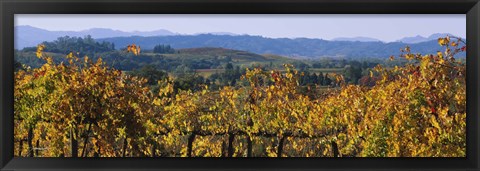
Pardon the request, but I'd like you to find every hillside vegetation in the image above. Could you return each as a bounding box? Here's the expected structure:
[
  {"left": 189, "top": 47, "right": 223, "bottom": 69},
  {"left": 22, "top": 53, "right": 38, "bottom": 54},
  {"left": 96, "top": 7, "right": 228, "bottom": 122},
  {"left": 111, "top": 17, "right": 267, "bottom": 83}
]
[{"left": 17, "top": 39, "right": 300, "bottom": 71}]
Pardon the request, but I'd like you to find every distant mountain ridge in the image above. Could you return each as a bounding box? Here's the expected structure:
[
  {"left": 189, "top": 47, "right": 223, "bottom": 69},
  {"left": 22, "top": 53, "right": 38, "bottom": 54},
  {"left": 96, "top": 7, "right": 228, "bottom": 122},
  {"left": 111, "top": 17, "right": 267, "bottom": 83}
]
[
  {"left": 15, "top": 25, "right": 464, "bottom": 48},
  {"left": 98, "top": 34, "right": 465, "bottom": 59},
  {"left": 193, "top": 32, "right": 239, "bottom": 36},
  {"left": 15, "top": 25, "right": 176, "bottom": 48},
  {"left": 396, "top": 33, "right": 456, "bottom": 44},
  {"left": 15, "top": 26, "right": 466, "bottom": 59},
  {"left": 331, "top": 36, "right": 383, "bottom": 42}
]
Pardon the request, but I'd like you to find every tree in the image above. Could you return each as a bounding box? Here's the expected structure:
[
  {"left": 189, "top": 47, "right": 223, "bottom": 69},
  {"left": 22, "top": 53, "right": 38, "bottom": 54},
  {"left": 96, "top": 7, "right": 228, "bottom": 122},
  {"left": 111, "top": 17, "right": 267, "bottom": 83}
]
[
  {"left": 129, "top": 65, "right": 168, "bottom": 86},
  {"left": 317, "top": 72, "right": 324, "bottom": 85},
  {"left": 323, "top": 73, "right": 332, "bottom": 86},
  {"left": 14, "top": 60, "right": 23, "bottom": 71},
  {"left": 153, "top": 44, "right": 175, "bottom": 54}
]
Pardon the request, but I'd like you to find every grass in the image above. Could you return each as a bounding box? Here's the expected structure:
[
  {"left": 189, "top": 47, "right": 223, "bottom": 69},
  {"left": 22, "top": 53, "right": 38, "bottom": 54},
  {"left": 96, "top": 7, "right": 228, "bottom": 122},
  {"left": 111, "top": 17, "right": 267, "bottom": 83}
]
[
  {"left": 195, "top": 69, "right": 224, "bottom": 78},
  {"left": 309, "top": 68, "right": 345, "bottom": 74}
]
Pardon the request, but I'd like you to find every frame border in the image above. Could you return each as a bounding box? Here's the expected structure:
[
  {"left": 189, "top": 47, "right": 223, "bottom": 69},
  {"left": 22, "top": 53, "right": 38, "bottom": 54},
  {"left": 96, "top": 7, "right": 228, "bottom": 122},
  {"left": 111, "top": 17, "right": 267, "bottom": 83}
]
[{"left": 1, "top": 0, "right": 479, "bottom": 170}]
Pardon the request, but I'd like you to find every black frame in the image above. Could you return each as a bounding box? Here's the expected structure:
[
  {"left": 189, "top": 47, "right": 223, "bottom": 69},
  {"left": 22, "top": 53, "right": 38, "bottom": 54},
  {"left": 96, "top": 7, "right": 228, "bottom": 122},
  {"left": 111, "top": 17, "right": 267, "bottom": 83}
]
[{"left": 1, "top": 0, "right": 479, "bottom": 170}]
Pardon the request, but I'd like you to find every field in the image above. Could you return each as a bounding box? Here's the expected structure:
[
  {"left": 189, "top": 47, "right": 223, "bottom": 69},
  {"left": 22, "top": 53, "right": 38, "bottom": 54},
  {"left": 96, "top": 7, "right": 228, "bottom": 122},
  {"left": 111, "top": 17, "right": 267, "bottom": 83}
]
[
  {"left": 195, "top": 69, "right": 224, "bottom": 77},
  {"left": 309, "top": 68, "right": 345, "bottom": 74},
  {"left": 195, "top": 68, "right": 344, "bottom": 78}
]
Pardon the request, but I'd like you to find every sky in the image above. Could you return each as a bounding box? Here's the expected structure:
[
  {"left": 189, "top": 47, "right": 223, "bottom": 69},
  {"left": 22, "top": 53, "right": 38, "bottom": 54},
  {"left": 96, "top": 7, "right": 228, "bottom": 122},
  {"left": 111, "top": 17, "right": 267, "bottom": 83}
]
[{"left": 15, "top": 14, "right": 466, "bottom": 42}]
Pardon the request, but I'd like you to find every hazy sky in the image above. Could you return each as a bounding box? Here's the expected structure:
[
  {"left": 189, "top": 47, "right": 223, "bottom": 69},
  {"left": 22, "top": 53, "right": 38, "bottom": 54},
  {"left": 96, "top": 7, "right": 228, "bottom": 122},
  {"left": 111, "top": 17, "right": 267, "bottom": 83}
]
[{"left": 15, "top": 14, "right": 466, "bottom": 42}]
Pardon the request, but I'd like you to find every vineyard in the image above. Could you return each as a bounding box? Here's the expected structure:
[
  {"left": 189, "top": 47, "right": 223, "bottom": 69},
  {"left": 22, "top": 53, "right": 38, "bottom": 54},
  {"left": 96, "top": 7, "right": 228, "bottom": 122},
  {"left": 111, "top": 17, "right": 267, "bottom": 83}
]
[{"left": 14, "top": 37, "right": 466, "bottom": 157}]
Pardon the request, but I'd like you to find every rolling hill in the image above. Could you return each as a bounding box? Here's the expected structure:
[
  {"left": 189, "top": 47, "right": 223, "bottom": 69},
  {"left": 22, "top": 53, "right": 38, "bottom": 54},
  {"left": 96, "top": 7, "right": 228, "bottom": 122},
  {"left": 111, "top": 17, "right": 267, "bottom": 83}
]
[{"left": 15, "top": 46, "right": 301, "bottom": 71}]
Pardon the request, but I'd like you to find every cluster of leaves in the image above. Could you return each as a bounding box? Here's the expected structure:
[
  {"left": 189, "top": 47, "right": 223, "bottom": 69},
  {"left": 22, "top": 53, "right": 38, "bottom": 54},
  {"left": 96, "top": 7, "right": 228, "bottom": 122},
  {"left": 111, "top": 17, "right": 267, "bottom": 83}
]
[
  {"left": 126, "top": 44, "right": 141, "bottom": 56},
  {"left": 14, "top": 37, "right": 465, "bottom": 157},
  {"left": 15, "top": 48, "right": 154, "bottom": 157},
  {"left": 327, "top": 36, "right": 466, "bottom": 157}
]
